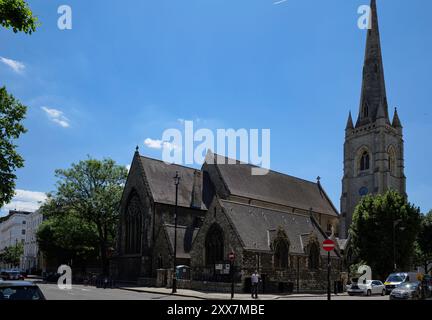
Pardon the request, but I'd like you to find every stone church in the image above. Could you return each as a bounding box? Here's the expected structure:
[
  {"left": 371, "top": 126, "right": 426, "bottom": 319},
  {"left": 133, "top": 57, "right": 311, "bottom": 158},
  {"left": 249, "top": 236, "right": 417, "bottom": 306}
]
[
  {"left": 340, "top": 0, "right": 406, "bottom": 238},
  {"left": 111, "top": 150, "right": 342, "bottom": 292},
  {"left": 110, "top": 0, "right": 405, "bottom": 292}
]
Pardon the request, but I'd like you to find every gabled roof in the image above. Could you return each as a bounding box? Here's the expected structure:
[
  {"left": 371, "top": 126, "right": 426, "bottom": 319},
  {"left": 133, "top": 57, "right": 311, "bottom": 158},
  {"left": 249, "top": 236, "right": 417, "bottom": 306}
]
[
  {"left": 220, "top": 200, "right": 339, "bottom": 257},
  {"left": 205, "top": 152, "right": 339, "bottom": 217},
  {"left": 139, "top": 155, "right": 206, "bottom": 210},
  {"left": 164, "top": 224, "right": 200, "bottom": 259}
]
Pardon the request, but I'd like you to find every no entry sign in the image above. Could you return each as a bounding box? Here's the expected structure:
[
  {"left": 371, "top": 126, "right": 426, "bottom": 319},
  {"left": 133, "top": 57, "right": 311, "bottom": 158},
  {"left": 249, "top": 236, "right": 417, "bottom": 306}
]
[{"left": 322, "top": 239, "right": 335, "bottom": 252}]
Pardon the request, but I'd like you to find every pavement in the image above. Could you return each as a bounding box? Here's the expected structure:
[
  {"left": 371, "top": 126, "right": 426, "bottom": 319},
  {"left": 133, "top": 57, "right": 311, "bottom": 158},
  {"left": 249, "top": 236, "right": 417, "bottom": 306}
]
[
  {"left": 37, "top": 282, "right": 198, "bottom": 300},
  {"left": 117, "top": 286, "right": 390, "bottom": 300}
]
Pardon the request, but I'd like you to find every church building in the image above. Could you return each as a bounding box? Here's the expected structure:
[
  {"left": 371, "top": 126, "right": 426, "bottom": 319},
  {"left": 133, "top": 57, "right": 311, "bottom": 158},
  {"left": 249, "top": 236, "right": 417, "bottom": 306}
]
[
  {"left": 111, "top": 150, "right": 342, "bottom": 292},
  {"left": 340, "top": 0, "right": 406, "bottom": 238}
]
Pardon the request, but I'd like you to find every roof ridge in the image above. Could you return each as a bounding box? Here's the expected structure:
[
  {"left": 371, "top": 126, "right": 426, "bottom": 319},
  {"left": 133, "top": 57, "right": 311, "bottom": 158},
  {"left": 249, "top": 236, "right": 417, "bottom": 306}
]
[
  {"left": 219, "top": 199, "right": 313, "bottom": 219},
  {"left": 209, "top": 151, "right": 319, "bottom": 186},
  {"left": 139, "top": 154, "right": 200, "bottom": 171}
]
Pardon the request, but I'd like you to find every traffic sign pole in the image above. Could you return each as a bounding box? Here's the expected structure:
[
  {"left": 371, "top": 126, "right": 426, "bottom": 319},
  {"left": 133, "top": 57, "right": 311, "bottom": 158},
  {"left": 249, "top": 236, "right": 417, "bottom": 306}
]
[
  {"left": 327, "top": 251, "right": 331, "bottom": 301},
  {"left": 229, "top": 252, "right": 235, "bottom": 299},
  {"left": 322, "top": 239, "right": 335, "bottom": 301}
]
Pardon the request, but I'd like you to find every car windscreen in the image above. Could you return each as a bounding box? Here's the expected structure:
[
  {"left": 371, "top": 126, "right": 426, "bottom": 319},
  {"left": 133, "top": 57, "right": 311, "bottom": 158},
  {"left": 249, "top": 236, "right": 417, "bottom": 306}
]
[
  {"left": 0, "top": 286, "right": 43, "bottom": 300},
  {"left": 398, "top": 283, "right": 418, "bottom": 290},
  {"left": 386, "top": 275, "right": 404, "bottom": 282}
]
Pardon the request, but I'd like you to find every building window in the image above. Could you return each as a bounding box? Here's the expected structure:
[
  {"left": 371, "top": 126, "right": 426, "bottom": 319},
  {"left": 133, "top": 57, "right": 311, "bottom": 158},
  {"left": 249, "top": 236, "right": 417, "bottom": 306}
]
[
  {"left": 124, "top": 193, "right": 143, "bottom": 254},
  {"left": 205, "top": 224, "right": 224, "bottom": 265},
  {"left": 388, "top": 147, "right": 396, "bottom": 176},
  {"left": 22, "top": 229, "right": 26, "bottom": 235},
  {"left": 308, "top": 243, "right": 320, "bottom": 270},
  {"left": 22, "top": 220, "right": 26, "bottom": 224},
  {"left": 274, "top": 240, "right": 289, "bottom": 269},
  {"left": 360, "top": 151, "right": 370, "bottom": 171}
]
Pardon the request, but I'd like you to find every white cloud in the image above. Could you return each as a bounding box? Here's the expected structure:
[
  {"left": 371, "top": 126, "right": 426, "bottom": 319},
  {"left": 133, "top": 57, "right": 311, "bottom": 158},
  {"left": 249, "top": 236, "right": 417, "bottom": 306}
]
[
  {"left": 0, "top": 189, "right": 47, "bottom": 216},
  {"left": 0, "top": 56, "right": 25, "bottom": 73},
  {"left": 41, "top": 106, "right": 70, "bottom": 128},
  {"left": 144, "top": 138, "right": 179, "bottom": 151}
]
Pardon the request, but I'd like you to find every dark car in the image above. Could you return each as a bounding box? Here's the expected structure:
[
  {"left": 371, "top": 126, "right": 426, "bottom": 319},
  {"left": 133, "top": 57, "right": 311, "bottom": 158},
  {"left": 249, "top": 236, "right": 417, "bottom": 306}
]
[
  {"left": 0, "top": 281, "right": 46, "bottom": 300},
  {"left": 390, "top": 281, "right": 422, "bottom": 300},
  {"left": 0, "top": 271, "right": 24, "bottom": 281}
]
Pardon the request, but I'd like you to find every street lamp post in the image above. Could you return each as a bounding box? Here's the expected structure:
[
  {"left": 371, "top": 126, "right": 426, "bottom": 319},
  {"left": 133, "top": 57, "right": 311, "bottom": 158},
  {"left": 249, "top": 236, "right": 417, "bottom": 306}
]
[{"left": 172, "top": 172, "right": 180, "bottom": 294}]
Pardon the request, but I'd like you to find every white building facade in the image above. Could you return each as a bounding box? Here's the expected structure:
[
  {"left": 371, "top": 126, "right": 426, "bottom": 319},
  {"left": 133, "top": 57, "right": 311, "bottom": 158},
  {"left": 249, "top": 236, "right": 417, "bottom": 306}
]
[
  {"left": 22, "top": 210, "right": 44, "bottom": 272},
  {"left": 0, "top": 210, "right": 31, "bottom": 269}
]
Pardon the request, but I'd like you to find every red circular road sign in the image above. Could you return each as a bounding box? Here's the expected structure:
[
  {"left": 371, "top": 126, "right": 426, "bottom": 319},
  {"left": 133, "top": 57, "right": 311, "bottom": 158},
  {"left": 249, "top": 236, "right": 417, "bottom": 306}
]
[
  {"left": 228, "top": 252, "right": 235, "bottom": 261},
  {"left": 322, "top": 239, "right": 335, "bottom": 252}
]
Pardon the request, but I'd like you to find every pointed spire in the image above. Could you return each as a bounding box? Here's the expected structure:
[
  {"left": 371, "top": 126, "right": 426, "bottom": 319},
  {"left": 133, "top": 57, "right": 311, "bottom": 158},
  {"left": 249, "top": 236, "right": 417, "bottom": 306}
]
[
  {"left": 135, "top": 145, "right": 139, "bottom": 153},
  {"left": 356, "top": 0, "right": 390, "bottom": 127},
  {"left": 392, "top": 107, "right": 402, "bottom": 128},
  {"left": 346, "top": 111, "right": 354, "bottom": 130}
]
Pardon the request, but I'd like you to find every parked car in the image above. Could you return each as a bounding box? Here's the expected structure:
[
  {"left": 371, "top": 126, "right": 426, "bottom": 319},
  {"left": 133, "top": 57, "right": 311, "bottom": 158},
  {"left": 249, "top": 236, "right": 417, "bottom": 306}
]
[
  {"left": 384, "top": 272, "right": 418, "bottom": 294},
  {"left": 347, "top": 280, "right": 386, "bottom": 296},
  {"left": 0, "top": 271, "right": 24, "bottom": 281},
  {"left": 0, "top": 281, "right": 46, "bottom": 300},
  {"left": 390, "top": 281, "right": 422, "bottom": 300}
]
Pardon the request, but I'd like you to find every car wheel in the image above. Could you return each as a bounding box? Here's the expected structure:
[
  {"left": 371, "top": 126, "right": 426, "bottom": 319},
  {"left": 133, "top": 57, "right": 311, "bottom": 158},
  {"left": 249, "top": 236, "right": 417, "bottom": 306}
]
[
  {"left": 381, "top": 289, "right": 385, "bottom": 296},
  {"left": 366, "top": 290, "right": 371, "bottom": 296}
]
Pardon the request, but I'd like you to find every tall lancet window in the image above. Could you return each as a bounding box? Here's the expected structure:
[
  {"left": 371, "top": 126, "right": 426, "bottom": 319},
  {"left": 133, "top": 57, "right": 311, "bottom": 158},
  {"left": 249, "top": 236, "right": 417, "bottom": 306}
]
[
  {"left": 360, "top": 151, "right": 370, "bottom": 171},
  {"left": 124, "top": 193, "right": 143, "bottom": 254},
  {"left": 388, "top": 147, "right": 396, "bottom": 176}
]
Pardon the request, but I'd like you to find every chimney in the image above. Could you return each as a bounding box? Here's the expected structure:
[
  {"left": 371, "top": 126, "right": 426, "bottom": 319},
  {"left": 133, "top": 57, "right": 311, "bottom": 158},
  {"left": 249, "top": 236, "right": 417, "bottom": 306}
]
[{"left": 191, "top": 170, "right": 202, "bottom": 209}]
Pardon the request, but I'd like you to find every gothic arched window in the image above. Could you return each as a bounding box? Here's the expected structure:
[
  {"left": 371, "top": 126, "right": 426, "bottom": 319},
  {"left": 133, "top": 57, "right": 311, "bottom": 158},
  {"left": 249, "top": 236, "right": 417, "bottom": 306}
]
[
  {"left": 205, "top": 224, "right": 224, "bottom": 265},
  {"left": 360, "top": 151, "right": 370, "bottom": 171},
  {"left": 388, "top": 147, "right": 396, "bottom": 176},
  {"left": 308, "top": 243, "right": 320, "bottom": 270},
  {"left": 274, "top": 240, "right": 289, "bottom": 269},
  {"left": 124, "top": 193, "right": 142, "bottom": 254}
]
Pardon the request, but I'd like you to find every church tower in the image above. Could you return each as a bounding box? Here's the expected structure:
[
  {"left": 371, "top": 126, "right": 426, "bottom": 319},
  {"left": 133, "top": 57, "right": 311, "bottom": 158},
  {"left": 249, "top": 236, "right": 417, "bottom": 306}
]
[{"left": 340, "top": 0, "right": 406, "bottom": 238}]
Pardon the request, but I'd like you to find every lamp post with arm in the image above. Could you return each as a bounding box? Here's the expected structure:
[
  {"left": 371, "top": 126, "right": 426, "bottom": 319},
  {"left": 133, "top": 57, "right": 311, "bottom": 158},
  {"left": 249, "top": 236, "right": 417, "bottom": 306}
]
[{"left": 172, "top": 171, "right": 180, "bottom": 294}]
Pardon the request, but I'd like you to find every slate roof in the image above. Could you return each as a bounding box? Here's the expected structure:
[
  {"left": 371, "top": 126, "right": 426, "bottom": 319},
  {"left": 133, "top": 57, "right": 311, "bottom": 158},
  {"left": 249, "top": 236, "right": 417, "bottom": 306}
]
[
  {"left": 220, "top": 200, "right": 338, "bottom": 257},
  {"left": 206, "top": 152, "right": 339, "bottom": 217},
  {"left": 164, "top": 224, "right": 200, "bottom": 259},
  {"left": 139, "top": 155, "right": 206, "bottom": 210}
]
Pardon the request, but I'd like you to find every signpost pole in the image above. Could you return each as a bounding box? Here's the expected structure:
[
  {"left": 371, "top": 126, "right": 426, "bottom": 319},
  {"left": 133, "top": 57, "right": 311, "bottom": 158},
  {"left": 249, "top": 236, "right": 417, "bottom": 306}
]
[
  {"left": 327, "top": 251, "right": 331, "bottom": 301},
  {"left": 322, "top": 239, "right": 335, "bottom": 301},
  {"left": 229, "top": 252, "right": 235, "bottom": 299}
]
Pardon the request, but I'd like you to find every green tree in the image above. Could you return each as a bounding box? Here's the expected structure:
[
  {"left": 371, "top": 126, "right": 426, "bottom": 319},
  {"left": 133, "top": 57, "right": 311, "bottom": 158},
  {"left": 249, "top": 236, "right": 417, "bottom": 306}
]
[
  {"left": 0, "top": 0, "right": 38, "bottom": 33},
  {"left": 36, "top": 208, "right": 99, "bottom": 269},
  {"left": 0, "top": 87, "right": 27, "bottom": 208},
  {"left": 0, "top": 242, "right": 24, "bottom": 267},
  {"left": 415, "top": 210, "right": 432, "bottom": 274},
  {"left": 349, "top": 190, "right": 421, "bottom": 280},
  {"left": 41, "top": 157, "right": 127, "bottom": 275}
]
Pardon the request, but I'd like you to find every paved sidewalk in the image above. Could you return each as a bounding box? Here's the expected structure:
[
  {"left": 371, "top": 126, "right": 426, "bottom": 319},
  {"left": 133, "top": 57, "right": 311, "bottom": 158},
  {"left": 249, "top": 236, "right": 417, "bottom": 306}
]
[{"left": 118, "top": 286, "right": 345, "bottom": 300}]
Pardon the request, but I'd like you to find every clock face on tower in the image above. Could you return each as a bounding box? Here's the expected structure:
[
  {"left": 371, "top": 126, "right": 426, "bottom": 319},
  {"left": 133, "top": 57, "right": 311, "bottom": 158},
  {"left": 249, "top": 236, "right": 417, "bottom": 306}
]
[{"left": 359, "top": 187, "right": 369, "bottom": 196}]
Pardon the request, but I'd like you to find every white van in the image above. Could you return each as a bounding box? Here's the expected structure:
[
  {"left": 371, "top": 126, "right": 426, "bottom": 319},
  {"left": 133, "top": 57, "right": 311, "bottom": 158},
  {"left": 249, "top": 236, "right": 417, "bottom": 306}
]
[{"left": 384, "top": 272, "right": 419, "bottom": 294}]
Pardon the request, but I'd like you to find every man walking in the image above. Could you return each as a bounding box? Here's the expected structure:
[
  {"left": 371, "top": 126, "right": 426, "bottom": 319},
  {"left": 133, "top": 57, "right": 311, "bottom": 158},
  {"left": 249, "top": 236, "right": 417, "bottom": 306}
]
[{"left": 251, "top": 270, "right": 260, "bottom": 299}]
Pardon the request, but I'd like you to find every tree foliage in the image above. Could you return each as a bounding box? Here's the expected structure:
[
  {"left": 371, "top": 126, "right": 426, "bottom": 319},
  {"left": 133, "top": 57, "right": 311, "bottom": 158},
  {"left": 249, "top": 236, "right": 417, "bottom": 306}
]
[
  {"left": 349, "top": 190, "right": 421, "bottom": 280},
  {"left": 0, "top": 242, "right": 23, "bottom": 266},
  {"left": 36, "top": 209, "right": 99, "bottom": 265},
  {"left": 39, "top": 157, "right": 127, "bottom": 274},
  {"left": 415, "top": 210, "right": 432, "bottom": 274},
  {"left": 0, "top": 87, "right": 27, "bottom": 208},
  {"left": 0, "top": 0, "right": 38, "bottom": 34}
]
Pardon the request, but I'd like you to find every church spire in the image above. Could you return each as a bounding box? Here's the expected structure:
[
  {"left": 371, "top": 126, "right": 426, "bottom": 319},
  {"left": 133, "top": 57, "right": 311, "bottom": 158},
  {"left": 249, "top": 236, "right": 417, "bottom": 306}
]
[
  {"left": 345, "top": 111, "right": 354, "bottom": 130},
  {"left": 392, "top": 107, "right": 402, "bottom": 128},
  {"left": 356, "top": 0, "right": 390, "bottom": 127}
]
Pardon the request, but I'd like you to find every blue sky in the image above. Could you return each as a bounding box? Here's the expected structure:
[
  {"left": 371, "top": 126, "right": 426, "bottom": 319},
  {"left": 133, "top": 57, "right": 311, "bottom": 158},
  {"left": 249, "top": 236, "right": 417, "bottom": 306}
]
[{"left": 1, "top": 0, "right": 431, "bottom": 215}]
